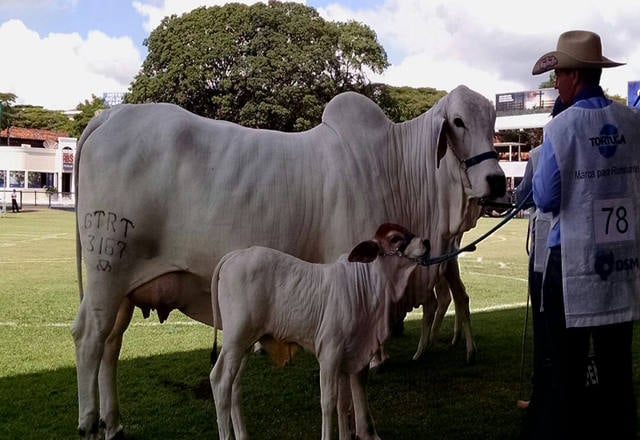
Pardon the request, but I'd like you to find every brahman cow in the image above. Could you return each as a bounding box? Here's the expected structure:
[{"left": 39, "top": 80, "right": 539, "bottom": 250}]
[
  {"left": 72, "top": 85, "right": 505, "bottom": 439},
  {"left": 210, "top": 223, "right": 430, "bottom": 440}
]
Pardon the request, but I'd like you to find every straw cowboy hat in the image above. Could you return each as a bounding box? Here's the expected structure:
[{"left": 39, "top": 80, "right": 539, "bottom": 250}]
[{"left": 532, "top": 30, "right": 624, "bottom": 75}]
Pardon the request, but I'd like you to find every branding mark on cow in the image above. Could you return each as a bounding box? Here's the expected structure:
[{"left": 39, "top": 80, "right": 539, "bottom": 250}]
[
  {"left": 83, "top": 211, "right": 135, "bottom": 271},
  {"left": 97, "top": 259, "right": 112, "bottom": 272}
]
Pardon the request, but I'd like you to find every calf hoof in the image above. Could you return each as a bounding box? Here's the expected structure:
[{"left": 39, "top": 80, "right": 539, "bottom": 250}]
[
  {"left": 465, "top": 346, "right": 477, "bottom": 365},
  {"left": 107, "top": 430, "right": 125, "bottom": 440}
]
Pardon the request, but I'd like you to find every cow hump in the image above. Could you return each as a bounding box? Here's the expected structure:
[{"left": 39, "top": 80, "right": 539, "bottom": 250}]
[{"left": 321, "top": 92, "right": 391, "bottom": 138}]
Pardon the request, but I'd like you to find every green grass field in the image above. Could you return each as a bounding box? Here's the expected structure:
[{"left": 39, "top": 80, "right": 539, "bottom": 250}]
[{"left": 0, "top": 208, "right": 636, "bottom": 439}]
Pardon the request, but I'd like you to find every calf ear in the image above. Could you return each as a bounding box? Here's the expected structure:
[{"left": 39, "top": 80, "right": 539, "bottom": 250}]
[{"left": 348, "top": 241, "right": 380, "bottom": 263}]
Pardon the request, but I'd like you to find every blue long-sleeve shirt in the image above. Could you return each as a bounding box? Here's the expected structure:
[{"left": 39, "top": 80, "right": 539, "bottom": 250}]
[{"left": 532, "top": 85, "right": 611, "bottom": 247}]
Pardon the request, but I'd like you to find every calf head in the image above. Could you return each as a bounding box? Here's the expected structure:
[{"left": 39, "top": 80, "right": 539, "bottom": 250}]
[{"left": 348, "top": 223, "right": 430, "bottom": 265}]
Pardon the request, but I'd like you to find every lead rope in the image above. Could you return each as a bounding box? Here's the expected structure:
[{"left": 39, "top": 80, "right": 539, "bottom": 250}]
[
  {"left": 421, "top": 190, "right": 532, "bottom": 266},
  {"left": 518, "top": 193, "right": 534, "bottom": 408}
]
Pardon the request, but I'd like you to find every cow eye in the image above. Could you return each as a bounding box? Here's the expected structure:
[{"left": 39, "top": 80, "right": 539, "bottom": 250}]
[{"left": 453, "top": 117, "right": 465, "bottom": 128}]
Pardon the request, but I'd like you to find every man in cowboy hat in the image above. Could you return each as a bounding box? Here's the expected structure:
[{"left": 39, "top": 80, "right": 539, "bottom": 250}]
[{"left": 529, "top": 30, "right": 640, "bottom": 439}]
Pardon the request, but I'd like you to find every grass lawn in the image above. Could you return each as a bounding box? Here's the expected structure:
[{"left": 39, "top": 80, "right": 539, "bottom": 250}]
[{"left": 0, "top": 208, "right": 637, "bottom": 439}]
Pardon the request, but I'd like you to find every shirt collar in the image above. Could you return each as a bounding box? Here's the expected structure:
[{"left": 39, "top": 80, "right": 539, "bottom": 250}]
[{"left": 573, "top": 85, "right": 606, "bottom": 104}]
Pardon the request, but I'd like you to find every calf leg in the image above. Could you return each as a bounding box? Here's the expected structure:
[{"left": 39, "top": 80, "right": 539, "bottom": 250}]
[
  {"left": 318, "top": 364, "right": 339, "bottom": 440},
  {"left": 337, "top": 373, "right": 354, "bottom": 440},
  {"left": 369, "top": 345, "right": 389, "bottom": 370},
  {"left": 210, "top": 345, "right": 247, "bottom": 440},
  {"left": 72, "top": 293, "right": 121, "bottom": 440},
  {"left": 230, "top": 355, "right": 248, "bottom": 440},
  {"left": 350, "top": 367, "right": 380, "bottom": 440},
  {"left": 99, "top": 298, "right": 134, "bottom": 440}
]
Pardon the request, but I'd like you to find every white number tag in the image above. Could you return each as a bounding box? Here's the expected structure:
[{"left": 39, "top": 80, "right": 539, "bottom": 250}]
[{"left": 593, "top": 198, "right": 635, "bottom": 244}]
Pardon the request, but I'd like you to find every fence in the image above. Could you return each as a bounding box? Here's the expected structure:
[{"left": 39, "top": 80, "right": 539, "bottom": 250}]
[
  {"left": 0, "top": 190, "right": 75, "bottom": 210},
  {"left": 48, "top": 192, "right": 75, "bottom": 209}
]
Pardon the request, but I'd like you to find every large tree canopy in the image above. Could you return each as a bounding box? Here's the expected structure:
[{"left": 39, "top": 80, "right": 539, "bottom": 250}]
[
  {"left": 70, "top": 95, "right": 107, "bottom": 137},
  {"left": 126, "top": 1, "right": 388, "bottom": 131},
  {"left": 10, "top": 105, "right": 71, "bottom": 133},
  {"left": 371, "top": 84, "right": 447, "bottom": 123}
]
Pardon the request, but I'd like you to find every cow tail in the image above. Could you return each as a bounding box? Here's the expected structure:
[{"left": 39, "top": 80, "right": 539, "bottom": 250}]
[
  {"left": 74, "top": 109, "right": 112, "bottom": 301},
  {"left": 210, "top": 253, "right": 229, "bottom": 366}
]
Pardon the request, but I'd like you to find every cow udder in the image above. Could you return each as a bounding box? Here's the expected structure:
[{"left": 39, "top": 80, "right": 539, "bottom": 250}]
[{"left": 128, "top": 271, "right": 201, "bottom": 323}]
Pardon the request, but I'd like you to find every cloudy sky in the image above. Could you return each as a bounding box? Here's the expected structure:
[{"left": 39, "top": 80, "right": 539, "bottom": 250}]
[{"left": 0, "top": 0, "right": 639, "bottom": 110}]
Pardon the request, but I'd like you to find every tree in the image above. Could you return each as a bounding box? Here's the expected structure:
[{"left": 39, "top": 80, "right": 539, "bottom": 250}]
[
  {"left": 11, "top": 105, "right": 71, "bottom": 133},
  {"left": 0, "top": 92, "right": 17, "bottom": 130},
  {"left": 540, "top": 72, "right": 627, "bottom": 104},
  {"left": 369, "top": 84, "right": 447, "bottom": 122},
  {"left": 539, "top": 72, "right": 556, "bottom": 89},
  {"left": 605, "top": 92, "right": 626, "bottom": 105},
  {"left": 126, "top": 1, "right": 388, "bottom": 131},
  {"left": 70, "top": 95, "right": 107, "bottom": 137}
]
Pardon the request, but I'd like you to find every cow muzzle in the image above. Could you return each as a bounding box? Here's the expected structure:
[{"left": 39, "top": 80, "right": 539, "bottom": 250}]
[
  {"left": 416, "top": 239, "right": 431, "bottom": 266},
  {"left": 485, "top": 173, "right": 507, "bottom": 199}
]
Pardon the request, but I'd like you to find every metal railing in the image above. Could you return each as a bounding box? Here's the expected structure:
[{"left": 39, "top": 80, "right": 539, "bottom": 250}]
[
  {"left": 0, "top": 190, "right": 75, "bottom": 210},
  {"left": 48, "top": 192, "right": 75, "bottom": 209}
]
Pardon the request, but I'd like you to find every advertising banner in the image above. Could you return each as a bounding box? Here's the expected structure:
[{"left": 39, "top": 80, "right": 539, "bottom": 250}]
[
  {"left": 628, "top": 81, "right": 640, "bottom": 107},
  {"left": 495, "top": 88, "right": 558, "bottom": 112}
]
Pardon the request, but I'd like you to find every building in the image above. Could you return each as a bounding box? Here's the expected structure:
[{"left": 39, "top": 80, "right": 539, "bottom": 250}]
[
  {"left": 0, "top": 126, "right": 76, "bottom": 207},
  {"left": 493, "top": 87, "right": 558, "bottom": 191}
]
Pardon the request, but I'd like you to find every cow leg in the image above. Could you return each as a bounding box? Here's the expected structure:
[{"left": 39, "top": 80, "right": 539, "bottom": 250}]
[
  {"left": 412, "top": 289, "right": 437, "bottom": 361},
  {"left": 429, "top": 277, "right": 452, "bottom": 346},
  {"left": 72, "top": 293, "right": 121, "bottom": 440},
  {"left": 350, "top": 367, "right": 380, "bottom": 440},
  {"left": 446, "top": 260, "right": 476, "bottom": 363},
  {"left": 210, "top": 344, "right": 246, "bottom": 440},
  {"left": 99, "top": 298, "right": 134, "bottom": 440}
]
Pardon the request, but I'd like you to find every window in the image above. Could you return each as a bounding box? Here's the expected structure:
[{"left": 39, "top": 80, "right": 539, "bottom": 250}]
[
  {"left": 28, "top": 172, "right": 55, "bottom": 189},
  {"left": 0, "top": 170, "right": 5, "bottom": 188},
  {"left": 9, "top": 171, "right": 24, "bottom": 188}
]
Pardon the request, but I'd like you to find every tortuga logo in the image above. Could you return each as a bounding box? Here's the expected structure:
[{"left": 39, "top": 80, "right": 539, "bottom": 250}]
[{"left": 590, "top": 124, "right": 626, "bottom": 158}]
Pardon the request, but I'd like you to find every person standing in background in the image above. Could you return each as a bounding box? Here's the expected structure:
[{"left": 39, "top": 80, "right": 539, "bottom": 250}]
[{"left": 11, "top": 189, "right": 19, "bottom": 213}]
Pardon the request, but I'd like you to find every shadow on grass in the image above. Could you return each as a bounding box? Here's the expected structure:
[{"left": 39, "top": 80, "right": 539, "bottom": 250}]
[{"left": 0, "top": 308, "right": 546, "bottom": 439}]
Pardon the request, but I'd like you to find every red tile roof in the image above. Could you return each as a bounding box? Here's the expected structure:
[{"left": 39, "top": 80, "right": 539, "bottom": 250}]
[{"left": 0, "top": 126, "right": 68, "bottom": 142}]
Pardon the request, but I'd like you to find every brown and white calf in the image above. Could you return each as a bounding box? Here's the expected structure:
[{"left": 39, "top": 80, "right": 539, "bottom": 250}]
[{"left": 209, "top": 223, "right": 430, "bottom": 440}]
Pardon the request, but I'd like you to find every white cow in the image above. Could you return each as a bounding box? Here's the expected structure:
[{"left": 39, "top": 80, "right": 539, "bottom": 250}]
[
  {"left": 210, "top": 223, "right": 429, "bottom": 440},
  {"left": 72, "top": 85, "right": 505, "bottom": 439}
]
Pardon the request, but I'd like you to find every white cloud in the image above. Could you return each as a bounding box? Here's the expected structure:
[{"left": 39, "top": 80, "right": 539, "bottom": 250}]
[
  {"left": 133, "top": 0, "right": 306, "bottom": 33},
  {"left": 0, "top": 19, "right": 142, "bottom": 110},
  {"left": 316, "top": 0, "right": 640, "bottom": 98},
  {"left": 368, "top": 53, "right": 525, "bottom": 102},
  {"left": 2, "top": 0, "right": 639, "bottom": 112}
]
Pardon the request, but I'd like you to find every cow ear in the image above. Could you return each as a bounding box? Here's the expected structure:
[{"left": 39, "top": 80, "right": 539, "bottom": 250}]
[
  {"left": 348, "top": 241, "right": 380, "bottom": 263},
  {"left": 436, "top": 117, "right": 448, "bottom": 169}
]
